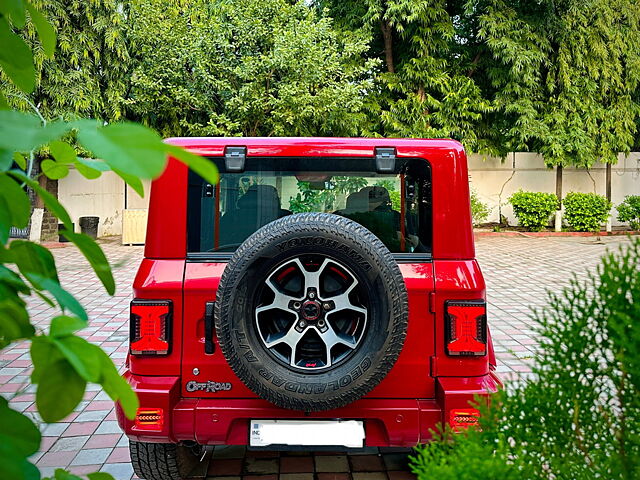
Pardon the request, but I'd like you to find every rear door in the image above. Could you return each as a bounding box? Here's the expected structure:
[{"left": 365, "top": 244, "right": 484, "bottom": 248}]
[{"left": 181, "top": 154, "right": 436, "bottom": 399}]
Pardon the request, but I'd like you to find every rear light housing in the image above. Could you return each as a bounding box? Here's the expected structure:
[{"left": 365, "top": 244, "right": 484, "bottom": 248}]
[
  {"left": 445, "top": 300, "right": 487, "bottom": 356},
  {"left": 130, "top": 299, "right": 172, "bottom": 355},
  {"left": 450, "top": 408, "right": 480, "bottom": 431},
  {"left": 134, "top": 408, "right": 164, "bottom": 431}
]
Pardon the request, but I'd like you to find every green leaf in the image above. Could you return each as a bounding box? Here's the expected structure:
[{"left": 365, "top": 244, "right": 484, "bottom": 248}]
[
  {"left": 77, "top": 122, "right": 168, "bottom": 179},
  {"left": 0, "top": 397, "right": 40, "bottom": 457},
  {"left": 49, "top": 140, "right": 76, "bottom": 164},
  {"left": 0, "top": 112, "right": 71, "bottom": 151},
  {"left": 0, "top": 91, "right": 8, "bottom": 110},
  {"left": 0, "top": 173, "right": 30, "bottom": 228},
  {"left": 0, "top": 149, "right": 12, "bottom": 171},
  {"left": 27, "top": 273, "right": 87, "bottom": 321},
  {"left": 98, "top": 351, "right": 138, "bottom": 419},
  {"left": 76, "top": 157, "right": 110, "bottom": 172},
  {"left": 52, "top": 469, "right": 83, "bottom": 480},
  {"left": 52, "top": 336, "right": 101, "bottom": 383},
  {"left": 25, "top": 2, "right": 56, "bottom": 57},
  {"left": 113, "top": 167, "right": 143, "bottom": 197},
  {"left": 74, "top": 161, "right": 101, "bottom": 180},
  {"left": 0, "top": 0, "right": 26, "bottom": 28},
  {"left": 87, "top": 473, "right": 116, "bottom": 480},
  {"left": 61, "top": 230, "right": 115, "bottom": 295},
  {"left": 0, "top": 397, "right": 41, "bottom": 480},
  {"left": 31, "top": 335, "right": 61, "bottom": 383},
  {"left": 13, "top": 152, "right": 26, "bottom": 169},
  {"left": 0, "top": 16, "right": 34, "bottom": 92},
  {"left": 36, "top": 358, "right": 86, "bottom": 422},
  {"left": 166, "top": 144, "right": 218, "bottom": 187},
  {"left": 8, "top": 240, "right": 58, "bottom": 281},
  {"left": 0, "top": 264, "right": 30, "bottom": 294},
  {"left": 0, "top": 298, "right": 33, "bottom": 348},
  {"left": 49, "top": 315, "right": 86, "bottom": 338},
  {"left": 0, "top": 195, "right": 11, "bottom": 244},
  {"left": 9, "top": 170, "right": 73, "bottom": 228},
  {"left": 41, "top": 159, "right": 69, "bottom": 179}
]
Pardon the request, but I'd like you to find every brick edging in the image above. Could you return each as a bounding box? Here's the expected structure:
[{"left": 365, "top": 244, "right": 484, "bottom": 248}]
[{"left": 474, "top": 230, "right": 640, "bottom": 238}]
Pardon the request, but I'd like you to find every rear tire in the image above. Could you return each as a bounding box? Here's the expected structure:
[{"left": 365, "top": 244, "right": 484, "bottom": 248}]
[{"left": 130, "top": 441, "right": 202, "bottom": 480}]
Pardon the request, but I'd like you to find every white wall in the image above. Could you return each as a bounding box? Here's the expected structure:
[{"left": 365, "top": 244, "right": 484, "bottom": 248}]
[
  {"left": 57, "top": 153, "right": 640, "bottom": 238},
  {"left": 468, "top": 152, "right": 640, "bottom": 226},
  {"left": 58, "top": 168, "right": 151, "bottom": 237}
]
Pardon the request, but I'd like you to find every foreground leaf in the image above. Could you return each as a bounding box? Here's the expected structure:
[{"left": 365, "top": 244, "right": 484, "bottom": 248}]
[
  {"left": 36, "top": 358, "right": 86, "bottom": 422},
  {"left": 49, "top": 315, "right": 87, "bottom": 338},
  {"left": 77, "top": 122, "right": 168, "bottom": 179},
  {"left": 0, "top": 397, "right": 41, "bottom": 480},
  {"left": 0, "top": 16, "right": 34, "bottom": 93},
  {"left": 41, "top": 159, "right": 69, "bottom": 179},
  {"left": 26, "top": 2, "right": 56, "bottom": 57},
  {"left": 0, "top": 173, "right": 31, "bottom": 228},
  {"left": 52, "top": 336, "right": 101, "bottom": 383},
  {"left": 9, "top": 240, "right": 58, "bottom": 282},
  {"left": 10, "top": 170, "right": 73, "bottom": 228},
  {"left": 27, "top": 273, "right": 87, "bottom": 321},
  {"left": 60, "top": 231, "right": 115, "bottom": 295}
]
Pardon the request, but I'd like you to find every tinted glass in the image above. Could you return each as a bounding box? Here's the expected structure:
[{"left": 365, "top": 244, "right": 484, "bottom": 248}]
[{"left": 187, "top": 157, "right": 432, "bottom": 254}]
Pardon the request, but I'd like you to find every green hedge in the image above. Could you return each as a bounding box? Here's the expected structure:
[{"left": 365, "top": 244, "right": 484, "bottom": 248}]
[
  {"left": 508, "top": 190, "right": 558, "bottom": 231},
  {"left": 617, "top": 195, "right": 640, "bottom": 231},
  {"left": 563, "top": 192, "right": 612, "bottom": 232}
]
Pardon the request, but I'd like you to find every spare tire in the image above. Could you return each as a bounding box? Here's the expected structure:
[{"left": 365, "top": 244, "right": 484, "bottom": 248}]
[{"left": 214, "top": 213, "right": 408, "bottom": 411}]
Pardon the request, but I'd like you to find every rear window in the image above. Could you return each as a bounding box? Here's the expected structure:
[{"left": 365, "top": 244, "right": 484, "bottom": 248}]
[{"left": 187, "top": 157, "right": 432, "bottom": 256}]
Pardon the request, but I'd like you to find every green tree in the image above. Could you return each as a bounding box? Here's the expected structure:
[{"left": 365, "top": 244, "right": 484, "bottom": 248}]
[
  {"left": 476, "top": 0, "right": 640, "bottom": 205},
  {"left": 125, "top": 0, "right": 377, "bottom": 138},
  {"left": 3, "top": 0, "right": 130, "bottom": 122},
  {"left": 316, "top": 0, "right": 501, "bottom": 154},
  {"left": 0, "top": 1, "right": 218, "bottom": 479}
]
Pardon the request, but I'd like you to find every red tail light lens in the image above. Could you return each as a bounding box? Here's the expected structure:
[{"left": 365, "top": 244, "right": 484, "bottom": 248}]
[
  {"left": 134, "top": 408, "right": 164, "bottom": 431},
  {"left": 450, "top": 408, "right": 480, "bottom": 431},
  {"left": 130, "top": 300, "right": 172, "bottom": 355},
  {"left": 445, "top": 300, "right": 487, "bottom": 356}
]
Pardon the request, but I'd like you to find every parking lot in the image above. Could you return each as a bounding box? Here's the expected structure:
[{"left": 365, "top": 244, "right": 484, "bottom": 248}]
[{"left": 0, "top": 235, "right": 632, "bottom": 479}]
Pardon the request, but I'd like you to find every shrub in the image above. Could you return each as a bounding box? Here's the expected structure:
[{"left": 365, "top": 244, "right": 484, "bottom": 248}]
[
  {"left": 617, "top": 195, "right": 640, "bottom": 230},
  {"left": 470, "top": 188, "right": 490, "bottom": 226},
  {"left": 410, "top": 238, "right": 640, "bottom": 480},
  {"left": 563, "top": 192, "right": 612, "bottom": 232},
  {"left": 508, "top": 190, "right": 558, "bottom": 231}
]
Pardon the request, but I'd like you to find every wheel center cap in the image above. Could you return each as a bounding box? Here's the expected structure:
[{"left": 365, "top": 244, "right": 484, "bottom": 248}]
[{"left": 301, "top": 300, "right": 321, "bottom": 321}]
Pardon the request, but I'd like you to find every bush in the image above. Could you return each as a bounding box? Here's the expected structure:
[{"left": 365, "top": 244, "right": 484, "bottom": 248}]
[
  {"left": 410, "top": 238, "right": 640, "bottom": 480},
  {"left": 617, "top": 195, "right": 640, "bottom": 230},
  {"left": 508, "top": 190, "right": 558, "bottom": 231},
  {"left": 470, "top": 188, "right": 490, "bottom": 226},
  {"left": 563, "top": 192, "right": 612, "bottom": 232}
]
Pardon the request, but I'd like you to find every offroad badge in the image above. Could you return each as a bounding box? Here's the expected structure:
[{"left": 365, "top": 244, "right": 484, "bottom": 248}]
[{"left": 186, "top": 380, "right": 232, "bottom": 393}]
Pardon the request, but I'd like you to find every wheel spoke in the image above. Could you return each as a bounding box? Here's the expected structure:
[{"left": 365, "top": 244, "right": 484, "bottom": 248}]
[
  {"left": 330, "top": 290, "right": 367, "bottom": 316},
  {"left": 264, "top": 324, "right": 307, "bottom": 366}
]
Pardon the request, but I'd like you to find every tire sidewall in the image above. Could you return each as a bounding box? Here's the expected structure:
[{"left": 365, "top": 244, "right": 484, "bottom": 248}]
[{"left": 215, "top": 213, "right": 408, "bottom": 411}]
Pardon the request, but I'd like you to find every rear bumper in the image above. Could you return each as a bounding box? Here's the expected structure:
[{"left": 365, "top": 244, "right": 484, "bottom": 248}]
[{"left": 116, "top": 371, "right": 501, "bottom": 447}]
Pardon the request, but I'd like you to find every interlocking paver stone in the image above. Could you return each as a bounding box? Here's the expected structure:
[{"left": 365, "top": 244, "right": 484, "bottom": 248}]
[{"left": 0, "top": 235, "right": 631, "bottom": 479}]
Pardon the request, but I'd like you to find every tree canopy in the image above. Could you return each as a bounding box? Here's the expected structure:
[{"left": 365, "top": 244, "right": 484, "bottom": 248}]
[{"left": 4, "top": 0, "right": 640, "bottom": 163}]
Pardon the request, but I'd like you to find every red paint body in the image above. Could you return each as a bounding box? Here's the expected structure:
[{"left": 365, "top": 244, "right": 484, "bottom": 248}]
[{"left": 116, "top": 137, "right": 501, "bottom": 447}]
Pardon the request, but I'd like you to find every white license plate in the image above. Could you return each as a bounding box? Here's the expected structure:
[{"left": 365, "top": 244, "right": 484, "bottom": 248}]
[{"left": 249, "top": 419, "right": 365, "bottom": 448}]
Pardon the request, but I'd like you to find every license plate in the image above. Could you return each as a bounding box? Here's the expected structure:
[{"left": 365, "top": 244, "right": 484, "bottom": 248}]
[{"left": 249, "top": 419, "right": 365, "bottom": 448}]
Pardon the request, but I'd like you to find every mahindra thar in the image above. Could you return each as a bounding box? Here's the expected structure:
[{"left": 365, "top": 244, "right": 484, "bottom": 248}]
[{"left": 116, "top": 137, "right": 500, "bottom": 479}]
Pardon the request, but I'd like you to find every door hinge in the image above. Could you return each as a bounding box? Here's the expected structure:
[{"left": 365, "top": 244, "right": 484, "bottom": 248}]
[{"left": 204, "top": 301, "right": 215, "bottom": 354}]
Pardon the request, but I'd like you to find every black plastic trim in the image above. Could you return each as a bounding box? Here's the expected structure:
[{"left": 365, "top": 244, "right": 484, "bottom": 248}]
[{"left": 186, "top": 252, "right": 432, "bottom": 264}]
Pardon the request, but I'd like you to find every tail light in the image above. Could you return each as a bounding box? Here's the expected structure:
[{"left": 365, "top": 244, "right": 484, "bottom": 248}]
[
  {"left": 134, "top": 408, "right": 164, "bottom": 431},
  {"left": 445, "top": 300, "right": 486, "bottom": 356},
  {"left": 130, "top": 299, "right": 172, "bottom": 355},
  {"left": 450, "top": 408, "right": 480, "bottom": 431}
]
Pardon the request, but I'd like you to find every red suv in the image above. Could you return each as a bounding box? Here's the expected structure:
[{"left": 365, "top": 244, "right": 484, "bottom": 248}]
[{"left": 116, "top": 137, "right": 500, "bottom": 479}]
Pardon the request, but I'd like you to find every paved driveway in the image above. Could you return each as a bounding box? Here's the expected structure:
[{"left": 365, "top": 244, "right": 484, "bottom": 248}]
[{"left": 0, "top": 235, "right": 632, "bottom": 479}]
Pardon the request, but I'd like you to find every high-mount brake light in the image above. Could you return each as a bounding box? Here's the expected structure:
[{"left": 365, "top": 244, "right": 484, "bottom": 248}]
[
  {"left": 445, "top": 300, "right": 487, "bottom": 356},
  {"left": 130, "top": 299, "right": 172, "bottom": 355},
  {"left": 134, "top": 408, "right": 164, "bottom": 431}
]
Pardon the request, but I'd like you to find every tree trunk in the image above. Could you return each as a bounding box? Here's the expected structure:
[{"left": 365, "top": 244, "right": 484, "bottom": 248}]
[
  {"left": 606, "top": 162, "right": 612, "bottom": 232},
  {"left": 555, "top": 165, "right": 563, "bottom": 232},
  {"left": 380, "top": 20, "right": 395, "bottom": 73}
]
